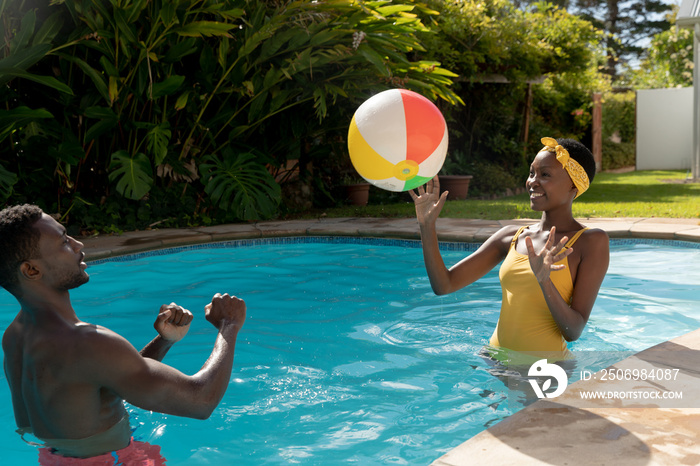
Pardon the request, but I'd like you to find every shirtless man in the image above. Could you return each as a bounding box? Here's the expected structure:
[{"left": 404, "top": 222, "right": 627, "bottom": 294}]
[{"left": 0, "top": 204, "right": 246, "bottom": 458}]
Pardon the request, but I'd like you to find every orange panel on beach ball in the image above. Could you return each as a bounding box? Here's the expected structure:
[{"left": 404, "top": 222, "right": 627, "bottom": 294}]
[{"left": 401, "top": 89, "right": 446, "bottom": 165}]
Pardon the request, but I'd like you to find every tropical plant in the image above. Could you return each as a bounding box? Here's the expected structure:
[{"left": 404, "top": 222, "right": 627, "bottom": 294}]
[
  {"left": 199, "top": 149, "right": 281, "bottom": 220},
  {"left": 0, "top": 0, "right": 460, "bottom": 229}
]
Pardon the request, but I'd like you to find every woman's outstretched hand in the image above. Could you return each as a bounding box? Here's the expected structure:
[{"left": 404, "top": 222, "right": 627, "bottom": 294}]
[
  {"left": 525, "top": 226, "right": 573, "bottom": 283},
  {"left": 409, "top": 176, "right": 448, "bottom": 226}
]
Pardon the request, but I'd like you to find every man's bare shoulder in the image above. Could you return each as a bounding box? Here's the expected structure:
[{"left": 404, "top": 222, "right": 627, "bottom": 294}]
[
  {"left": 71, "top": 323, "right": 139, "bottom": 359},
  {"left": 17, "top": 321, "right": 142, "bottom": 382},
  {"left": 70, "top": 325, "right": 145, "bottom": 382}
]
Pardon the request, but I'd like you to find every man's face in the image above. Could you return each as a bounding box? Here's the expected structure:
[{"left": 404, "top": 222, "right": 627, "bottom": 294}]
[{"left": 31, "top": 214, "right": 89, "bottom": 291}]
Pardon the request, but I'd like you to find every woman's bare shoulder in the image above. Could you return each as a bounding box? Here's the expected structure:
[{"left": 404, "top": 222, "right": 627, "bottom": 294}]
[
  {"left": 581, "top": 227, "right": 609, "bottom": 242},
  {"left": 578, "top": 227, "right": 610, "bottom": 255},
  {"left": 492, "top": 224, "right": 526, "bottom": 239},
  {"left": 482, "top": 224, "right": 527, "bottom": 253}
]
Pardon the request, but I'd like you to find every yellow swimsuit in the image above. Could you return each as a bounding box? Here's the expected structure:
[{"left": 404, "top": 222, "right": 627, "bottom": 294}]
[{"left": 489, "top": 226, "right": 588, "bottom": 353}]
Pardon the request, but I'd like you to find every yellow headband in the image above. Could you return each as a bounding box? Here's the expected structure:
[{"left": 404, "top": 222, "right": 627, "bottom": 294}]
[{"left": 540, "top": 137, "right": 589, "bottom": 198}]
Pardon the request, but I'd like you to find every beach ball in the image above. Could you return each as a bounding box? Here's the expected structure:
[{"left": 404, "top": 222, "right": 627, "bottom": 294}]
[{"left": 347, "top": 89, "right": 448, "bottom": 192}]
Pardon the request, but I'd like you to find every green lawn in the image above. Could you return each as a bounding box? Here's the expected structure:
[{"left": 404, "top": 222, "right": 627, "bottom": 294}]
[{"left": 314, "top": 170, "right": 699, "bottom": 220}]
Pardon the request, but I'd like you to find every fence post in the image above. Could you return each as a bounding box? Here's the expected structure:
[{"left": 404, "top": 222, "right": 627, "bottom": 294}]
[
  {"left": 592, "top": 92, "right": 603, "bottom": 173},
  {"left": 693, "top": 24, "right": 700, "bottom": 180}
]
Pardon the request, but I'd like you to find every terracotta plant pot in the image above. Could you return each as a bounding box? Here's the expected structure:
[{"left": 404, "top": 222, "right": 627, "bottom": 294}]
[
  {"left": 345, "top": 183, "right": 370, "bottom": 206},
  {"left": 439, "top": 175, "right": 473, "bottom": 200}
]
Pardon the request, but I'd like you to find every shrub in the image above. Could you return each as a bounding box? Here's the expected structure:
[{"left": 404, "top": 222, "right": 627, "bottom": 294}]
[
  {"left": 602, "top": 91, "right": 636, "bottom": 143},
  {"left": 466, "top": 160, "right": 521, "bottom": 198},
  {"left": 602, "top": 140, "right": 636, "bottom": 170},
  {"left": 0, "top": 0, "right": 459, "bottom": 231}
]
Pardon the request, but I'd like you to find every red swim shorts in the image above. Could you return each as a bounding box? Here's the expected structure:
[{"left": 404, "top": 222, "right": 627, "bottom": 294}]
[{"left": 38, "top": 438, "right": 165, "bottom": 465}]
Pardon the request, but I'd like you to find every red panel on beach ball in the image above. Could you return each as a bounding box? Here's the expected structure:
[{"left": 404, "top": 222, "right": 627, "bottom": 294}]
[{"left": 400, "top": 89, "right": 446, "bottom": 165}]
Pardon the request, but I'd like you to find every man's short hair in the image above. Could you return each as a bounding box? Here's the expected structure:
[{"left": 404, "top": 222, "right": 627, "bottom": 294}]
[
  {"left": 0, "top": 205, "right": 44, "bottom": 294},
  {"left": 557, "top": 138, "right": 596, "bottom": 184}
]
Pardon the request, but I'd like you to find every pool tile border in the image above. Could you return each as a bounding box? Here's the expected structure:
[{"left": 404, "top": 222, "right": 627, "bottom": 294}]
[
  {"left": 88, "top": 235, "right": 700, "bottom": 265},
  {"left": 80, "top": 217, "right": 700, "bottom": 261}
]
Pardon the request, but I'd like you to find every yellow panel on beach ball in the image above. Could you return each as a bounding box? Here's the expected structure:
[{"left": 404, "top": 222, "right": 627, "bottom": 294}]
[{"left": 347, "top": 115, "right": 397, "bottom": 179}]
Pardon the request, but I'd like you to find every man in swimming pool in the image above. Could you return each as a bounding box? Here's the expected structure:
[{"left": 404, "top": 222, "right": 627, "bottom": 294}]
[{"left": 0, "top": 204, "right": 247, "bottom": 459}]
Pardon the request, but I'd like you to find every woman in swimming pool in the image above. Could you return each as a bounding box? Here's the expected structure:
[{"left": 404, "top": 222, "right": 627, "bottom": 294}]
[{"left": 410, "top": 138, "right": 610, "bottom": 358}]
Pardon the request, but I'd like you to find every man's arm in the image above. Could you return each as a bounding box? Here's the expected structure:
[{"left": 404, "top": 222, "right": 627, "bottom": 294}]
[
  {"left": 88, "top": 294, "right": 245, "bottom": 419},
  {"left": 140, "top": 304, "right": 193, "bottom": 361}
]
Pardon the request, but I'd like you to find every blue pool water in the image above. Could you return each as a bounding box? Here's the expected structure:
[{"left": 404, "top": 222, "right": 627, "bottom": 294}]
[{"left": 0, "top": 237, "right": 699, "bottom": 464}]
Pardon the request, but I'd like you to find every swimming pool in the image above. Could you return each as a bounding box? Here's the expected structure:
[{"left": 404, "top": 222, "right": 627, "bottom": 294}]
[{"left": 1, "top": 237, "right": 698, "bottom": 464}]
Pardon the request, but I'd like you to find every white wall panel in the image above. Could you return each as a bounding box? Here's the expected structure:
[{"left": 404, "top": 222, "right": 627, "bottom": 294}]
[{"left": 636, "top": 88, "right": 694, "bottom": 170}]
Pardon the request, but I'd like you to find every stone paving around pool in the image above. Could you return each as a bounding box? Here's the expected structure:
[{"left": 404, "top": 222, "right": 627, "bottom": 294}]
[{"left": 78, "top": 216, "right": 700, "bottom": 466}]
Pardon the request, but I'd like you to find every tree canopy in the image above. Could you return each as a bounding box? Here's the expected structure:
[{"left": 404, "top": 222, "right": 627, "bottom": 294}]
[
  {"left": 625, "top": 8, "right": 694, "bottom": 89},
  {"left": 547, "top": 0, "right": 673, "bottom": 78}
]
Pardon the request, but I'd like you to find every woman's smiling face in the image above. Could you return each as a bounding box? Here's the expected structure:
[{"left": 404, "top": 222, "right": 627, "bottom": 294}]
[{"left": 527, "top": 150, "right": 577, "bottom": 211}]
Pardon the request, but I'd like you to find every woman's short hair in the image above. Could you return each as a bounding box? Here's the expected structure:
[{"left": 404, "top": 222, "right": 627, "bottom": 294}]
[{"left": 557, "top": 138, "right": 596, "bottom": 184}]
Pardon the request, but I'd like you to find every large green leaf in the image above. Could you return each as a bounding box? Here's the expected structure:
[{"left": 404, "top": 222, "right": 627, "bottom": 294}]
[
  {"left": 0, "top": 163, "right": 19, "bottom": 201},
  {"left": 163, "top": 38, "right": 198, "bottom": 63},
  {"left": 151, "top": 75, "right": 185, "bottom": 99},
  {"left": 84, "top": 106, "right": 118, "bottom": 142},
  {"left": 159, "top": 1, "right": 177, "bottom": 26},
  {"left": 48, "top": 138, "right": 85, "bottom": 165},
  {"left": 146, "top": 122, "right": 171, "bottom": 165},
  {"left": 125, "top": 0, "right": 149, "bottom": 23},
  {"left": 174, "top": 21, "right": 236, "bottom": 37},
  {"left": 11, "top": 9, "right": 35, "bottom": 52},
  {"left": 375, "top": 5, "right": 416, "bottom": 16},
  {"left": 0, "top": 106, "right": 53, "bottom": 142},
  {"left": 113, "top": 7, "right": 138, "bottom": 43},
  {"left": 357, "top": 43, "right": 390, "bottom": 76},
  {"left": 1, "top": 67, "right": 73, "bottom": 94},
  {"left": 257, "top": 28, "right": 297, "bottom": 63},
  {"left": 199, "top": 150, "right": 281, "bottom": 220},
  {"left": 0, "top": 44, "right": 51, "bottom": 86},
  {"left": 32, "top": 11, "right": 64, "bottom": 46},
  {"left": 57, "top": 53, "right": 110, "bottom": 103},
  {"left": 108, "top": 150, "right": 153, "bottom": 200}
]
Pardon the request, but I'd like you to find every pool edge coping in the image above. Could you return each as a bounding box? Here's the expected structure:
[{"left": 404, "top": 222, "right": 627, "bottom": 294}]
[{"left": 80, "top": 216, "right": 700, "bottom": 261}]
